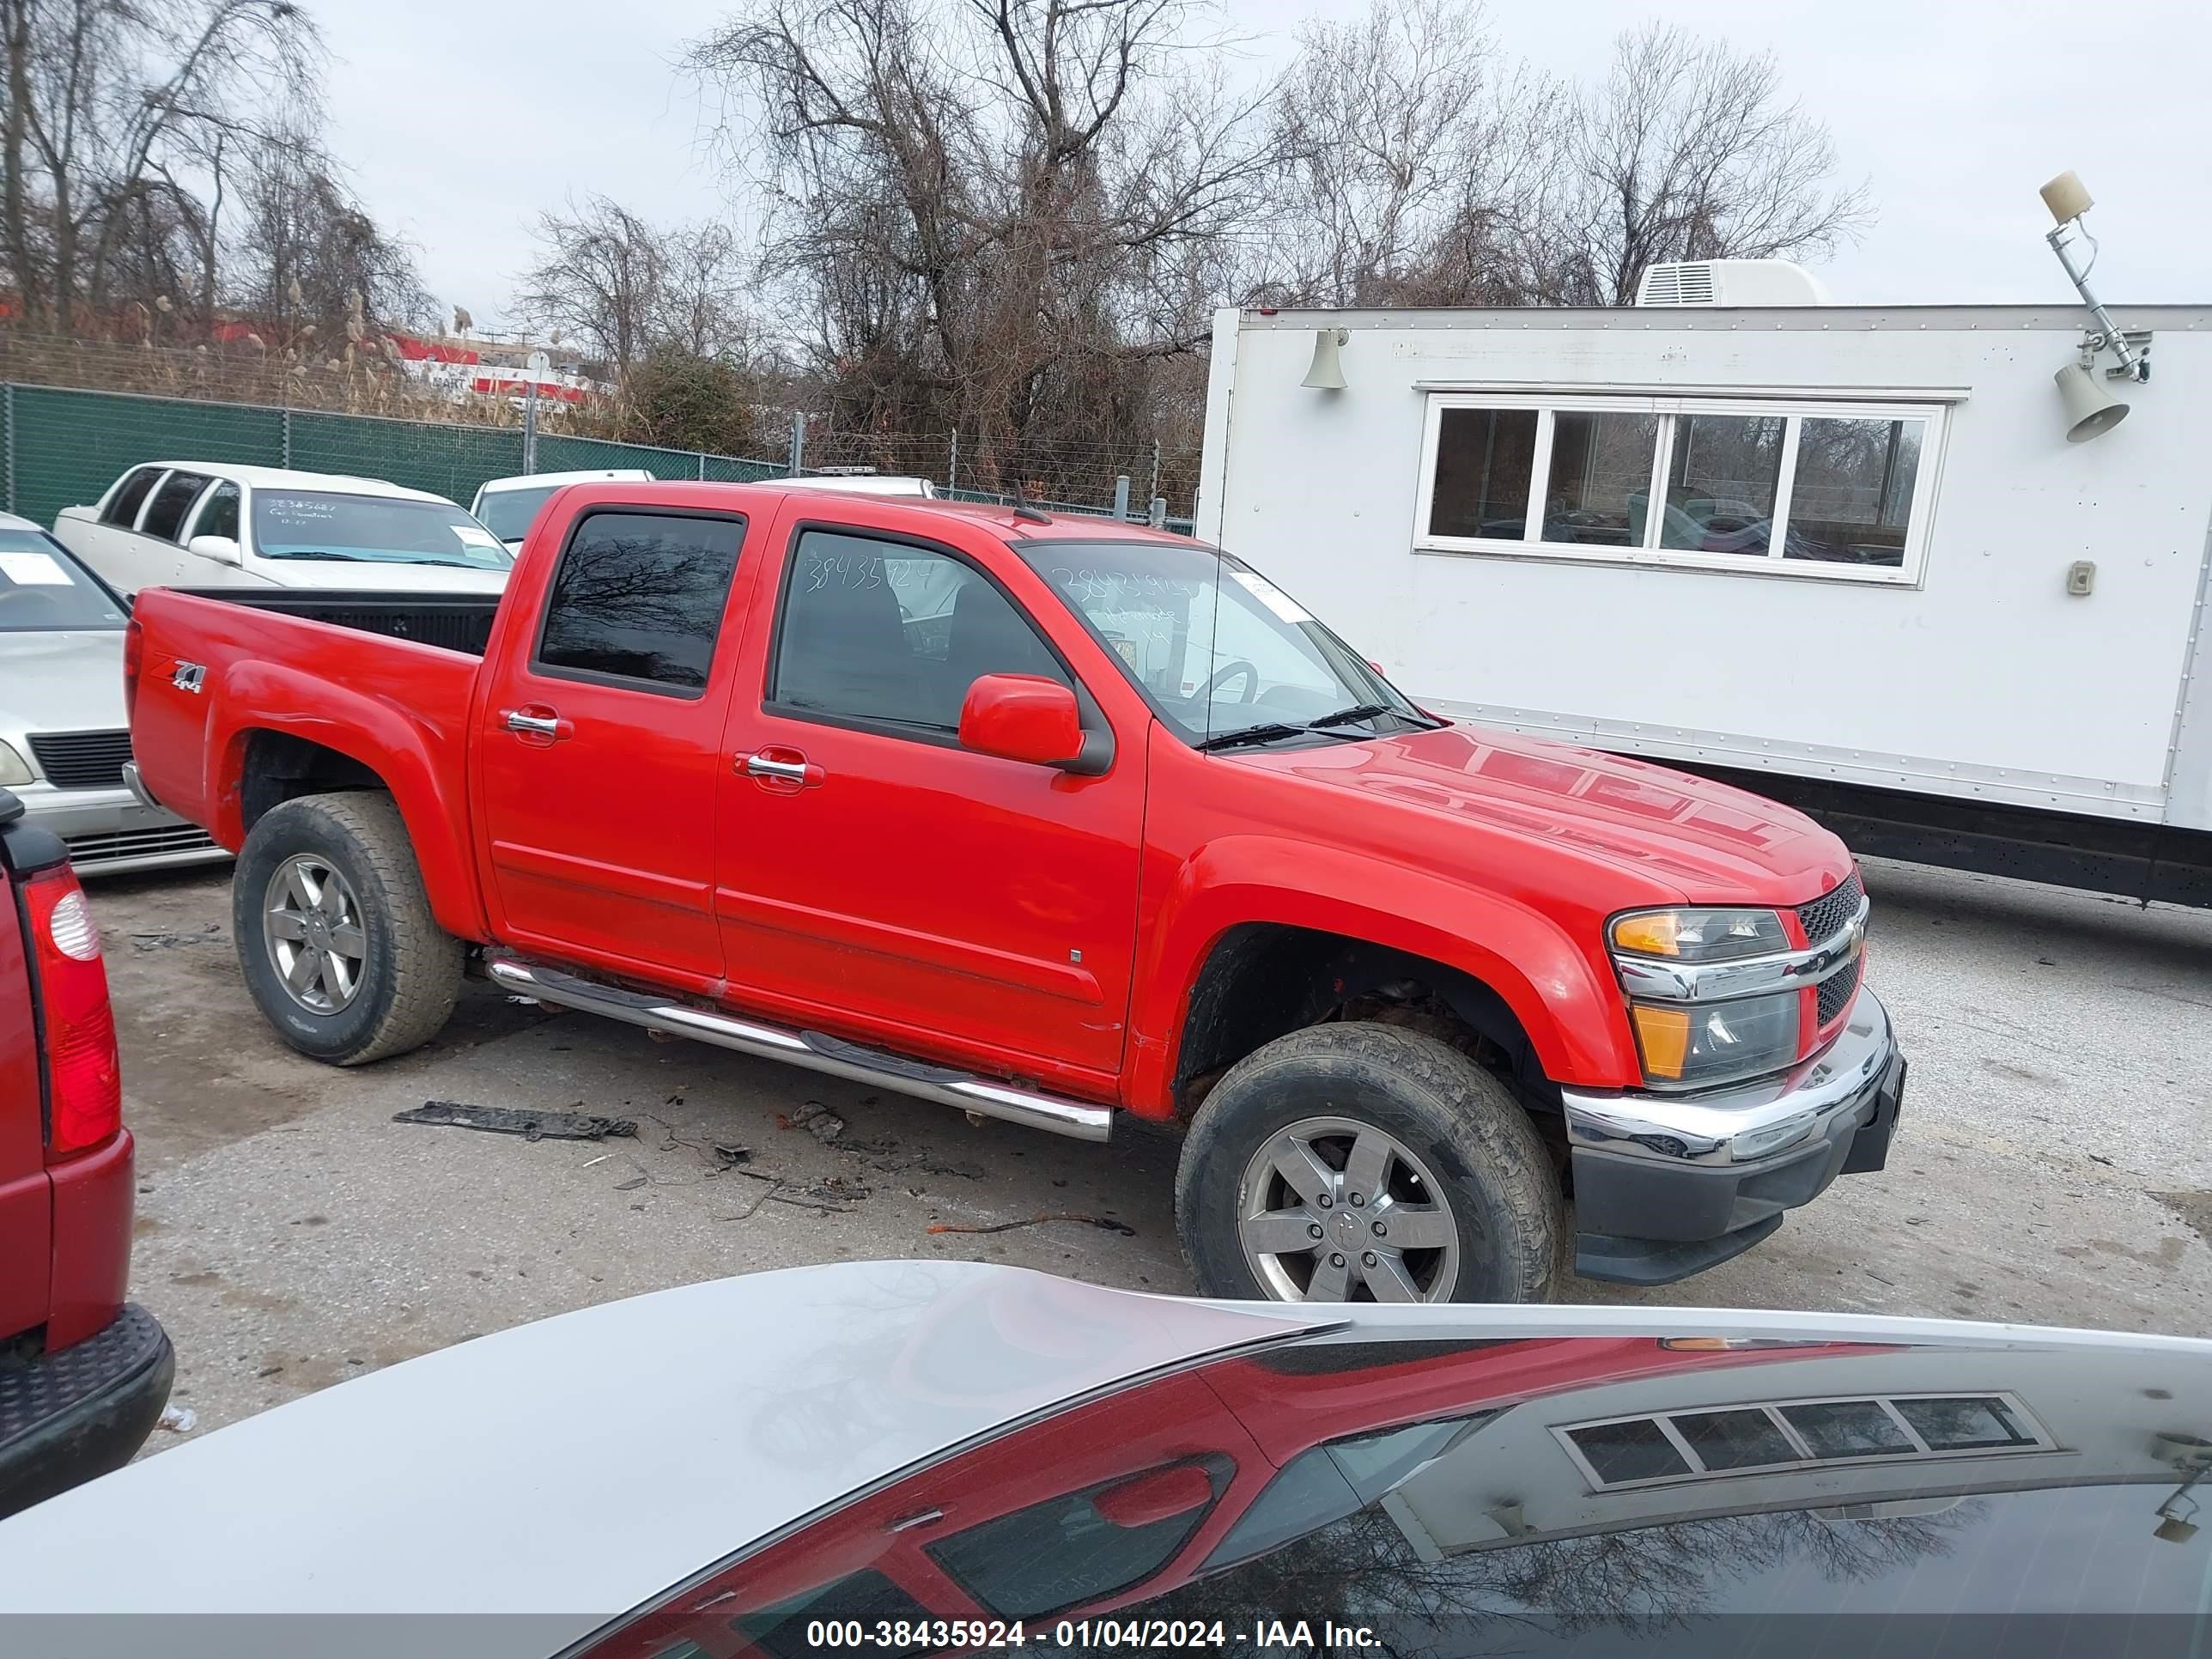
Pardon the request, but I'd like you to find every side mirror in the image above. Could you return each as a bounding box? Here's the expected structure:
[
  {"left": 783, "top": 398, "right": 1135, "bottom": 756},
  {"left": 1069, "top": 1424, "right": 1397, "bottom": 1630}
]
[
  {"left": 958, "top": 673, "right": 1084, "bottom": 768},
  {"left": 186, "top": 534, "right": 241, "bottom": 566}
]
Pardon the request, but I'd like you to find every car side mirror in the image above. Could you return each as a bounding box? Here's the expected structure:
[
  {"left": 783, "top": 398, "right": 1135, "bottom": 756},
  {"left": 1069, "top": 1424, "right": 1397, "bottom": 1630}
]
[
  {"left": 958, "top": 673, "right": 1085, "bottom": 768},
  {"left": 186, "top": 534, "right": 241, "bottom": 566}
]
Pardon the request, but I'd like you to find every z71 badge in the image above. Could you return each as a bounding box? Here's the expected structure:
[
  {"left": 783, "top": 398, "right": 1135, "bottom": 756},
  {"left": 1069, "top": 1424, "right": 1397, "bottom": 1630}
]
[{"left": 172, "top": 661, "right": 206, "bottom": 692}]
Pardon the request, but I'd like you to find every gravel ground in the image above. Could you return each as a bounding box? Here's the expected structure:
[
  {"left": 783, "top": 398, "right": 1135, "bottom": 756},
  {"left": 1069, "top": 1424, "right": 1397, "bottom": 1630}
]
[{"left": 86, "top": 852, "right": 2212, "bottom": 1449}]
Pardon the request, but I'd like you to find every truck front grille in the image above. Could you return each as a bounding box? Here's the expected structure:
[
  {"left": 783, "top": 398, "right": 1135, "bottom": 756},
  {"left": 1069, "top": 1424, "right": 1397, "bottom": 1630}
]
[
  {"left": 1795, "top": 872, "right": 1864, "bottom": 945},
  {"left": 27, "top": 730, "right": 134, "bottom": 790},
  {"left": 1816, "top": 954, "right": 1863, "bottom": 1026}
]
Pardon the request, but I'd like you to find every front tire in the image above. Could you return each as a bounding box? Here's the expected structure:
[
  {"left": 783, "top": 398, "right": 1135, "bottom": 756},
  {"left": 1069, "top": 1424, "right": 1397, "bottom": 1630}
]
[
  {"left": 1175, "top": 1022, "right": 1564, "bottom": 1304},
  {"left": 234, "top": 792, "right": 461, "bottom": 1066}
]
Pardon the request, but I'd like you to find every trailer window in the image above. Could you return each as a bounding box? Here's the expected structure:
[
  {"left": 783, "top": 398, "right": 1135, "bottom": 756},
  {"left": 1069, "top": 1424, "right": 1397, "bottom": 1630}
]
[{"left": 1418, "top": 395, "right": 1940, "bottom": 585}]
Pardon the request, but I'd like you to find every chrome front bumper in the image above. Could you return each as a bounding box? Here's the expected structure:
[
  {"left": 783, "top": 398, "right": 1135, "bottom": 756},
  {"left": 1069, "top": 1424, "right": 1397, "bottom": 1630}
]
[{"left": 1561, "top": 988, "right": 1904, "bottom": 1284}]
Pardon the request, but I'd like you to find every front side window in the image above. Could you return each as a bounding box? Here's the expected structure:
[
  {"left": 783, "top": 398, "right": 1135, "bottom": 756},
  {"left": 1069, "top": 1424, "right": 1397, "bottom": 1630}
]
[
  {"left": 140, "top": 471, "right": 209, "bottom": 542},
  {"left": 1421, "top": 395, "right": 1940, "bottom": 583},
  {"left": 924, "top": 1461, "right": 1226, "bottom": 1620},
  {"left": 535, "top": 511, "right": 744, "bottom": 693},
  {"left": 1020, "top": 539, "right": 1426, "bottom": 748},
  {"left": 770, "top": 530, "right": 1068, "bottom": 733},
  {"left": 101, "top": 466, "right": 162, "bottom": 527},
  {"left": 252, "top": 491, "right": 514, "bottom": 571},
  {"left": 0, "top": 531, "right": 128, "bottom": 630},
  {"left": 191, "top": 482, "right": 240, "bottom": 544}
]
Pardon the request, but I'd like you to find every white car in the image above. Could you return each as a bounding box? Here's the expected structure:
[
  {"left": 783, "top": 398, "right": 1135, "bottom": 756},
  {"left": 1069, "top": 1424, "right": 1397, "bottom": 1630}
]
[
  {"left": 0, "top": 516, "right": 227, "bottom": 873},
  {"left": 53, "top": 463, "right": 513, "bottom": 597},
  {"left": 470, "top": 469, "right": 653, "bottom": 551},
  {"left": 0, "top": 1260, "right": 2206, "bottom": 1658}
]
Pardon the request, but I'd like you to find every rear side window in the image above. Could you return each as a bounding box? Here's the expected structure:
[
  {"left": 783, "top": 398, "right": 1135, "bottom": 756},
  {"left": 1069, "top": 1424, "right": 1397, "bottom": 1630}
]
[
  {"left": 191, "top": 483, "right": 240, "bottom": 544},
  {"left": 101, "top": 467, "right": 163, "bottom": 528},
  {"left": 141, "top": 471, "right": 210, "bottom": 543},
  {"left": 534, "top": 511, "right": 744, "bottom": 694}
]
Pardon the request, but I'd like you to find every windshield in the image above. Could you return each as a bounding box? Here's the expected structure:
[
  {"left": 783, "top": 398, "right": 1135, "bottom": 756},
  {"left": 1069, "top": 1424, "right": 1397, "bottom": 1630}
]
[
  {"left": 1018, "top": 539, "right": 1427, "bottom": 746},
  {"left": 473, "top": 484, "right": 560, "bottom": 544},
  {"left": 0, "top": 529, "right": 127, "bottom": 630},
  {"left": 251, "top": 491, "right": 513, "bottom": 569}
]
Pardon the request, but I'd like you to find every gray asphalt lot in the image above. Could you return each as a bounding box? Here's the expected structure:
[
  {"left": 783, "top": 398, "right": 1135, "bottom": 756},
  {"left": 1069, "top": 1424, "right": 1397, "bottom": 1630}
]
[{"left": 91, "top": 853, "right": 2212, "bottom": 1446}]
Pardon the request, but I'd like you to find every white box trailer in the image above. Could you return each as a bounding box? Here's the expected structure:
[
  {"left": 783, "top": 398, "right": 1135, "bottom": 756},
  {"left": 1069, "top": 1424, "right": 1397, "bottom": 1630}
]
[{"left": 1195, "top": 298, "right": 2212, "bottom": 905}]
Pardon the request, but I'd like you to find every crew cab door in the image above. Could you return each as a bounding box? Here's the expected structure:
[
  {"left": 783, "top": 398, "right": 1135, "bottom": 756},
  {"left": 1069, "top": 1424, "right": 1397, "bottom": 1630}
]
[
  {"left": 714, "top": 514, "right": 1144, "bottom": 1081},
  {"left": 473, "top": 506, "right": 753, "bottom": 982}
]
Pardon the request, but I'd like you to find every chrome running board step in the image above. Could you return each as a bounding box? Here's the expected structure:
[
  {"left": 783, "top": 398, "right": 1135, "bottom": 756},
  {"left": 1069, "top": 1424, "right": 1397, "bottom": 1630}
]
[{"left": 485, "top": 956, "right": 1114, "bottom": 1143}]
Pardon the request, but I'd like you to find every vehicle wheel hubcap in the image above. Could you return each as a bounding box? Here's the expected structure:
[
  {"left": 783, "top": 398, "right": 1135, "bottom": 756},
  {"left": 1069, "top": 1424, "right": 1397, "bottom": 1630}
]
[
  {"left": 1237, "top": 1115, "right": 1461, "bottom": 1303},
  {"left": 264, "top": 855, "right": 367, "bottom": 1015}
]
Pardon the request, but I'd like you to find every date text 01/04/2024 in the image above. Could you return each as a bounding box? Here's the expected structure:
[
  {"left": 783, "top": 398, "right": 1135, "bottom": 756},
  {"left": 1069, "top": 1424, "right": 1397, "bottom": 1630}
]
[{"left": 799, "top": 1620, "right": 1384, "bottom": 1650}]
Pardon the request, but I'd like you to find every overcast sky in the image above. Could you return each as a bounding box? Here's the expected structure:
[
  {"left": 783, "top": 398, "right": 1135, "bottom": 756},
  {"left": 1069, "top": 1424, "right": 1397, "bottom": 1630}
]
[{"left": 319, "top": 0, "right": 2210, "bottom": 331}]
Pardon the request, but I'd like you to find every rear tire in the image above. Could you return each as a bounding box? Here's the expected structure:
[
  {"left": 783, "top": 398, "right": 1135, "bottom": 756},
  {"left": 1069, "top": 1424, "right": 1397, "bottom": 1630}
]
[
  {"left": 234, "top": 792, "right": 460, "bottom": 1066},
  {"left": 1176, "top": 1022, "right": 1564, "bottom": 1304}
]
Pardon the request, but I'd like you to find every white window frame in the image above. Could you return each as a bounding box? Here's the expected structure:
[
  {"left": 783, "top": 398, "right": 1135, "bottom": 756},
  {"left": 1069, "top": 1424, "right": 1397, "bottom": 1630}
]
[
  {"left": 1551, "top": 1391, "right": 2055, "bottom": 1492},
  {"left": 1413, "top": 392, "right": 1948, "bottom": 587}
]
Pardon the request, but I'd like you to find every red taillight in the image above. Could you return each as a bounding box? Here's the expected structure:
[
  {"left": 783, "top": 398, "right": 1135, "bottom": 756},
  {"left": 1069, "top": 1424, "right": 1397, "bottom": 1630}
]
[
  {"left": 123, "top": 619, "right": 143, "bottom": 721},
  {"left": 23, "top": 867, "right": 122, "bottom": 1158}
]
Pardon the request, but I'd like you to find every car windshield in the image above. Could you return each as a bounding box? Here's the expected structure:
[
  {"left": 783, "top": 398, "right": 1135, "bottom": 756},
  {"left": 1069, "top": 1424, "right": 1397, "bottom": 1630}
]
[
  {"left": 473, "top": 484, "right": 560, "bottom": 544},
  {"left": 251, "top": 491, "right": 513, "bottom": 569},
  {"left": 0, "top": 528, "right": 127, "bottom": 630},
  {"left": 1018, "top": 538, "right": 1429, "bottom": 747}
]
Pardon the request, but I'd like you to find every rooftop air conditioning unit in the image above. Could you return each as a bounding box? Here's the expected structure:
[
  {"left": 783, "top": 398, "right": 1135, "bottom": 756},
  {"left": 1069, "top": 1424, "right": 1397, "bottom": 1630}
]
[{"left": 1634, "top": 258, "right": 1835, "bottom": 307}]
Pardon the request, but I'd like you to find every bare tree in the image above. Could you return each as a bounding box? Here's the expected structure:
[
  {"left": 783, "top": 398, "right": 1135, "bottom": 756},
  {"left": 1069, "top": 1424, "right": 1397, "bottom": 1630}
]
[
  {"left": 1259, "top": 0, "right": 1565, "bottom": 307},
  {"left": 689, "top": 0, "right": 1280, "bottom": 500},
  {"left": 1554, "top": 21, "right": 1870, "bottom": 306},
  {"left": 513, "top": 196, "right": 672, "bottom": 380}
]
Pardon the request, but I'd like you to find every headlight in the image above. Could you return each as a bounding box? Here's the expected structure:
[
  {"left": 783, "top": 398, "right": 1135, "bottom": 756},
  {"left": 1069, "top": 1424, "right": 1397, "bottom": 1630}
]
[
  {"left": 1629, "top": 991, "right": 1800, "bottom": 1091},
  {"left": 0, "top": 742, "right": 33, "bottom": 787},
  {"left": 1611, "top": 906, "right": 1789, "bottom": 962}
]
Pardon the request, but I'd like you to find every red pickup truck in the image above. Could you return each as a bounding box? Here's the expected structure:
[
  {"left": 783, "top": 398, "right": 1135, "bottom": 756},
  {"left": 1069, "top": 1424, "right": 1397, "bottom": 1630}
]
[
  {"left": 0, "top": 787, "right": 171, "bottom": 1517},
  {"left": 124, "top": 483, "right": 1904, "bottom": 1303}
]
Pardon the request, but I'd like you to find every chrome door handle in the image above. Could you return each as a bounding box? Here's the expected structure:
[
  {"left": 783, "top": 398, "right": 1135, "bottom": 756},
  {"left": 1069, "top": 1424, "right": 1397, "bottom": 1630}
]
[
  {"left": 744, "top": 754, "right": 811, "bottom": 782},
  {"left": 503, "top": 710, "right": 562, "bottom": 736}
]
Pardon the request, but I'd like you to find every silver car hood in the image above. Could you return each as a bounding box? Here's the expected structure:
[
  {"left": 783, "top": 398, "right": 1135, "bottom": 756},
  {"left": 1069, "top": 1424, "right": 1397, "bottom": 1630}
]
[
  {"left": 0, "top": 1261, "right": 1315, "bottom": 1638},
  {"left": 0, "top": 629, "right": 126, "bottom": 746}
]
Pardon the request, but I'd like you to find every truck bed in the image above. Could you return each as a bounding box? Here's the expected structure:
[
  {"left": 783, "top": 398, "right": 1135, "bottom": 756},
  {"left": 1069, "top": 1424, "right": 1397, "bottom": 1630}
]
[{"left": 166, "top": 589, "right": 501, "bottom": 658}]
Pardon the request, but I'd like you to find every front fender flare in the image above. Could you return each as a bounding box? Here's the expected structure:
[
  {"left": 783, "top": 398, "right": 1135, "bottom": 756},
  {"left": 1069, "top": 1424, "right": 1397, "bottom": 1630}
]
[{"left": 1127, "top": 836, "right": 1635, "bottom": 1115}]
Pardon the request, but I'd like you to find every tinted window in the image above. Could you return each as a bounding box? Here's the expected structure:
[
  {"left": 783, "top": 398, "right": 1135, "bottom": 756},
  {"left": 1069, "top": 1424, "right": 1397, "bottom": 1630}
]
[
  {"left": 102, "top": 467, "right": 162, "bottom": 527},
  {"left": 735, "top": 1568, "right": 933, "bottom": 1659},
  {"left": 535, "top": 511, "right": 744, "bottom": 693},
  {"left": 1429, "top": 408, "right": 1535, "bottom": 539},
  {"left": 772, "top": 531, "right": 1066, "bottom": 732},
  {"left": 140, "top": 471, "right": 210, "bottom": 542},
  {"left": 1892, "top": 1396, "right": 2038, "bottom": 1451},
  {"left": 1567, "top": 1419, "right": 1691, "bottom": 1485},
  {"left": 476, "top": 483, "right": 560, "bottom": 544},
  {"left": 925, "top": 1462, "right": 1224, "bottom": 1619},
  {"left": 1672, "top": 1408, "right": 1799, "bottom": 1471},
  {"left": 0, "top": 531, "right": 127, "bottom": 630},
  {"left": 1780, "top": 1401, "right": 1915, "bottom": 1459},
  {"left": 191, "top": 482, "right": 240, "bottom": 543}
]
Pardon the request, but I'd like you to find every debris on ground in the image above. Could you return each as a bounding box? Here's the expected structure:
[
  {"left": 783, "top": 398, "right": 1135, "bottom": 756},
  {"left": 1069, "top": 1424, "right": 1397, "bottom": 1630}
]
[
  {"left": 130, "top": 926, "right": 225, "bottom": 951},
  {"left": 777, "top": 1100, "right": 849, "bottom": 1143},
  {"left": 726, "top": 1166, "right": 868, "bottom": 1216},
  {"left": 157, "top": 1404, "right": 198, "bottom": 1433},
  {"left": 392, "top": 1101, "right": 639, "bottom": 1141},
  {"left": 928, "top": 1212, "right": 1135, "bottom": 1238}
]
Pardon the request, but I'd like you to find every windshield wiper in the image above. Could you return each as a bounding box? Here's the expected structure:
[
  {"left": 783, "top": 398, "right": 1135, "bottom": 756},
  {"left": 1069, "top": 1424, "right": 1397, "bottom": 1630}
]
[
  {"left": 1305, "top": 702, "right": 1400, "bottom": 729},
  {"left": 262, "top": 550, "right": 367, "bottom": 562},
  {"left": 1194, "top": 721, "right": 1315, "bottom": 752}
]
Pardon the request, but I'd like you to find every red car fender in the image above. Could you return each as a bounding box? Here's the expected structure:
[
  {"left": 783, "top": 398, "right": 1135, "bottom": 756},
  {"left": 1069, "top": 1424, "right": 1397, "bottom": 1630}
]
[{"left": 1122, "top": 834, "right": 1637, "bottom": 1117}]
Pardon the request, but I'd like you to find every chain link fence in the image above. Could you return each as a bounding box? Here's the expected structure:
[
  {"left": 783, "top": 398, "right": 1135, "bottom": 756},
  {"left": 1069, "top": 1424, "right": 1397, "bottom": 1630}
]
[{"left": 0, "top": 333, "right": 1199, "bottom": 535}]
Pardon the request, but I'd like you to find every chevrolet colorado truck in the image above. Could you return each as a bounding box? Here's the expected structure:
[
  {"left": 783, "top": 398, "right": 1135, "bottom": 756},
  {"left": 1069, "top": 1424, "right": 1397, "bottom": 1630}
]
[
  {"left": 123, "top": 483, "right": 1905, "bottom": 1304},
  {"left": 0, "top": 787, "right": 172, "bottom": 1517}
]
